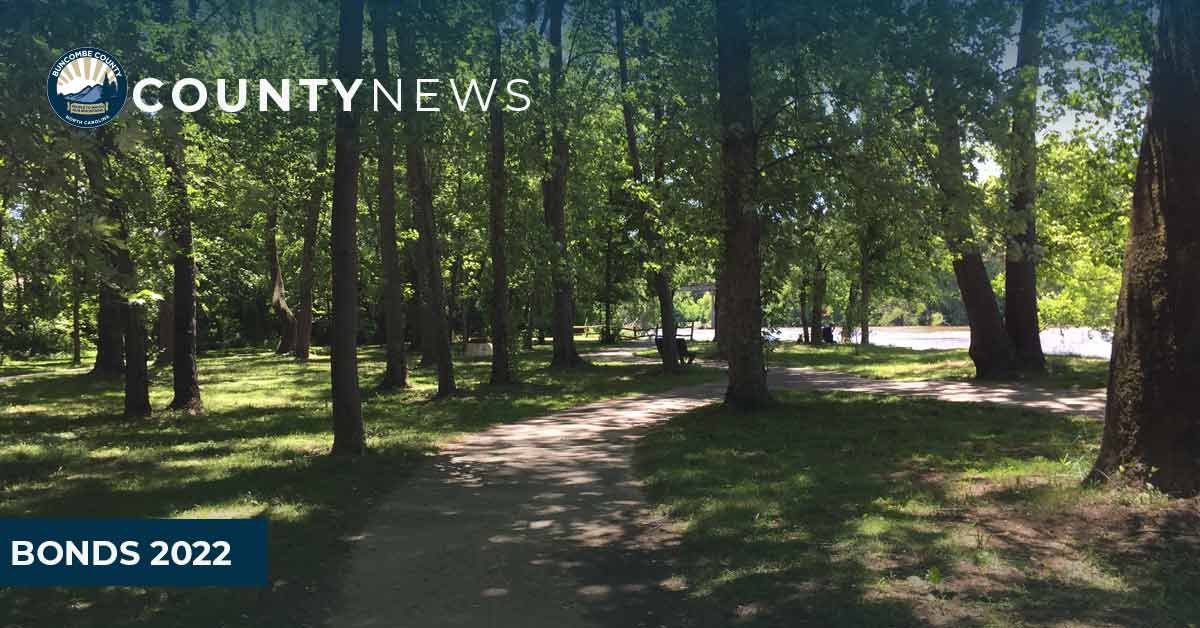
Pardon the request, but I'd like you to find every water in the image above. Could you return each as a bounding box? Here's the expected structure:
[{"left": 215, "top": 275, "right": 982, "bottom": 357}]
[{"left": 687, "top": 326, "right": 1112, "bottom": 359}]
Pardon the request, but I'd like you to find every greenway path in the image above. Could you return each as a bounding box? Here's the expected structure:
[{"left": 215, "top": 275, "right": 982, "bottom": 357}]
[{"left": 328, "top": 357, "right": 1106, "bottom": 627}]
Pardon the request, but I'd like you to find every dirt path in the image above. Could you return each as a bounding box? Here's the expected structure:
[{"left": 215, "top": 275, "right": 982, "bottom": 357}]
[
  {"left": 327, "top": 383, "right": 727, "bottom": 628},
  {"left": 328, "top": 362, "right": 1106, "bottom": 627}
]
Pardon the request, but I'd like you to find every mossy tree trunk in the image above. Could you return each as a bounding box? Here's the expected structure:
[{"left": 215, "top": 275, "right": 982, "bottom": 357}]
[{"left": 1089, "top": 0, "right": 1200, "bottom": 497}]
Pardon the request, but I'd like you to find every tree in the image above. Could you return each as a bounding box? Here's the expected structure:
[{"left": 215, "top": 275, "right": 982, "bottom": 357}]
[
  {"left": 159, "top": 0, "right": 202, "bottom": 415},
  {"left": 614, "top": 0, "right": 680, "bottom": 372},
  {"left": 921, "top": 0, "right": 1017, "bottom": 379},
  {"left": 329, "top": 0, "right": 366, "bottom": 455},
  {"left": 716, "top": 0, "right": 768, "bottom": 408},
  {"left": 543, "top": 0, "right": 586, "bottom": 369},
  {"left": 488, "top": 0, "right": 513, "bottom": 385},
  {"left": 295, "top": 48, "right": 331, "bottom": 362},
  {"left": 371, "top": 0, "right": 408, "bottom": 390},
  {"left": 1004, "top": 0, "right": 1047, "bottom": 372},
  {"left": 265, "top": 202, "right": 297, "bottom": 354},
  {"left": 1089, "top": 0, "right": 1200, "bottom": 497},
  {"left": 397, "top": 0, "right": 456, "bottom": 397}
]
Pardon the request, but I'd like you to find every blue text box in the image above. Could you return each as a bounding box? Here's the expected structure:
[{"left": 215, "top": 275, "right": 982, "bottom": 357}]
[{"left": 0, "top": 518, "right": 267, "bottom": 587}]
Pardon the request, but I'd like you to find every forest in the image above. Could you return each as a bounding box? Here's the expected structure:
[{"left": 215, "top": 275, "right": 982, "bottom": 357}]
[{"left": 1, "top": 0, "right": 1198, "bottom": 626}]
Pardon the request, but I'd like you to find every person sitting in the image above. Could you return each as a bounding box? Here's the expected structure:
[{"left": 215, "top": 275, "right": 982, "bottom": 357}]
[{"left": 655, "top": 336, "right": 697, "bottom": 365}]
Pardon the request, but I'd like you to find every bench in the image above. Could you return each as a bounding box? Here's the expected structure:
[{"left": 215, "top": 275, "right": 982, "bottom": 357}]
[{"left": 654, "top": 336, "right": 696, "bottom": 365}]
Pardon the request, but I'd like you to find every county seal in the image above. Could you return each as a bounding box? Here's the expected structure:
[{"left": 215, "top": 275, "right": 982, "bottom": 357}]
[{"left": 47, "top": 47, "right": 128, "bottom": 129}]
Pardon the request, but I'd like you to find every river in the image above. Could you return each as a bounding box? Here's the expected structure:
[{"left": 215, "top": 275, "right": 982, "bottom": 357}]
[{"left": 686, "top": 326, "right": 1113, "bottom": 359}]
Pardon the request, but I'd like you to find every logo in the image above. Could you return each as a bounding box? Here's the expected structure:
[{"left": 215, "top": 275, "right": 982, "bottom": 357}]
[{"left": 47, "top": 47, "right": 128, "bottom": 129}]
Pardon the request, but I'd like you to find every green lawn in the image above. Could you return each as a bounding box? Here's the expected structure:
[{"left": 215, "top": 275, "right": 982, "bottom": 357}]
[
  {"left": 0, "top": 345, "right": 718, "bottom": 628},
  {"left": 635, "top": 391, "right": 1198, "bottom": 627},
  {"left": 639, "top": 340, "right": 1109, "bottom": 389},
  {"left": 0, "top": 352, "right": 90, "bottom": 378}
]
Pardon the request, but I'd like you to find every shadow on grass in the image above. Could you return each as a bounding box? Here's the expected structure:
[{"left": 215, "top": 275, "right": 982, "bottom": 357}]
[
  {"left": 0, "top": 345, "right": 720, "bottom": 628},
  {"left": 635, "top": 390, "right": 1195, "bottom": 627}
]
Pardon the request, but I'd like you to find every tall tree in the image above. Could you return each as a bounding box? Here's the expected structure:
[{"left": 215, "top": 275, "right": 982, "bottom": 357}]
[
  {"left": 924, "top": 0, "right": 1016, "bottom": 378},
  {"left": 265, "top": 203, "right": 297, "bottom": 354},
  {"left": 371, "top": 0, "right": 408, "bottom": 390},
  {"left": 615, "top": 0, "right": 679, "bottom": 372},
  {"left": 295, "top": 48, "right": 330, "bottom": 362},
  {"left": 329, "top": 0, "right": 366, "bottom": 454},
  {"left": 1004, "top": 0, "right": 1047, "bottom": 372},
  {"left": 716, "top": 0, "right": 769, "bottom": 408},
  {"left": 83, "top": 133, "right": 150, "bottom": 417},
  {"left": 160, "top": 0, "right": 202, "bottom": 414},
  {"left": 1089, "top": 0, "right": 1200, "bottom": 497},
  {"left": 543, "top": 0, "right": 585, "bottom": 368},
  {"left": 397, "top": 1, "right": 456, "bottom": 396},
  {"left": 488, "top": 0, "right": 513, "bottom": 385}
]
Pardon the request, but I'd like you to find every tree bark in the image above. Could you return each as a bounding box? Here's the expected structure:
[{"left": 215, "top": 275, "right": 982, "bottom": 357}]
[
  {"left": 928, "top": 47, "right": 1015, "bottom": 379},
  {"left": 844, "top": 281, "right": 858, "bottom": 344},
  {"left": 808, "top": 266, "right": 826, "bottom": 345},
  {"left": 162, "top": 115, "right": 202, "bottom": 414},
  {"left": 371, "top": 0, "right": 408, "bottom": 390},
  {"left": 1004, "top": 0, "right": 1047, "bottom": 372},
  {"left": 329, "top": 0, "right": 365, "bottom": 454},
  {"left": 1088, "top": 2, "right": 1200, "bottom": 497},
  {"left": 265, "top": 204, "right": 297, "bottom": 354},
  {"left": 398, "top": 3, "right": 456, "bottom": 396},
  {"left": 295, "top": 49, "right": 330, "bottom": 361},
  {"left": 858, "top": 268, "right": 871, "bottom": 346},
  {"left": 541, "top": 0, "right": 586, "bottom": 369},
  {"left": 716, "top": 0, "right": 769, "bottom": 408},
  {"left": 117, "top": 214, "right": 151, "bottom": 418},
  {"left": 488, "top": 2, "right": 513, "bottom": 384},
  {"left": 82, "top": 150, "right": 125, "bottom": 379}
]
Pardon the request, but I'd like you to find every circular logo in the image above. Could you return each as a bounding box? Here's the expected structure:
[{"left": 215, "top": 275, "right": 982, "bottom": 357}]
[{"left": 47, "top": 47, "right": 128, "bottom": 129}]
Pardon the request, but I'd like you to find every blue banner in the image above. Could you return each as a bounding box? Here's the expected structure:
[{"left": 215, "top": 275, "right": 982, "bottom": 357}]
[{"left": 0, "top": 518, "right": 268, "bottom": 587}]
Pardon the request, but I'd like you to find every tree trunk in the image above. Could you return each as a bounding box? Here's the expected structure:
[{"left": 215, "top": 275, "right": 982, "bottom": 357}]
[
  {"left": 716, "top": 0, "right": 768, "bottom": 408},
  {"left": 859, "top": 269, "right": 871, "bottom": 346},
  {"left": 602, "top": 227, "right": 616, "bottom": 344},
  {"left": 295, "top": 49, "right": 330, "bottom": 362},
  {"left": 487, "top": 0, "right": 513, "bottom": 384},
  {"left": 71, "top": 268, "right": 82, "bottom": 366},
  {"left": 398, "top": 4, "right": 456, "bottom": 396},
  {"left": 541, "top": 0, "right": 585, "bottom": 369},
  {"left": 844, "top": 281, "right": 858, "bottom": 344},
  {"left": 615, "top": 0, "right": 677, "bottom": 372},
  {"left": 82, "top": 151, "right": 125, "bottom": 379},
  {"left": 329, "top": 0, "right": 365, "bottom": 454},
  {"left": 1088, "top": 1, "right": 1200, "bottom": 497},
  {"left": 372, "top": 0, "right": 408, "bottom": 390},
  {"left": 928, "top": 47, "right": 1015, "bottom": 379},
  {"left": 809, "top": 267, "right": 826, "bottom": 345},
  {"left": 1004, "top": 0, "right": 1047, "bottom": 372},
  {"left": 523, "top": 286, "right": 535, "bottom": 350},
  {"left": 155, "top": 295, "right": 174, "bottom": 366},
  {"left": 117, "top": 215, "right": 151, "bottom": 418},
  {"left": 265, "top": 204, "right": 297, "bottom": 354},
  {"left": 162, "top": 115, "right": 202, "bottom": 414}
]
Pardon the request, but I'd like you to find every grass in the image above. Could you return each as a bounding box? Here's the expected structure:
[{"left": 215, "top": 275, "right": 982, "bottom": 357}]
[
  {"left": 635, "top": 390, "right": 1199, "bottom": 627},
  {"left": 638, "top": 340, "right": 1110, "bottom": 389},
  {"left": 0, "top": 352, "right": 91, "bottom": 378},
  {"left": 0, "top": 343, "right": 718, "bottom": 628}
]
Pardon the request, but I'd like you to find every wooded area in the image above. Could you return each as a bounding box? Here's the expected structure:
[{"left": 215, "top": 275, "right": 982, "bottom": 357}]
[{"left": 1, "top": 0, "right": 1198, "bottom": 623}]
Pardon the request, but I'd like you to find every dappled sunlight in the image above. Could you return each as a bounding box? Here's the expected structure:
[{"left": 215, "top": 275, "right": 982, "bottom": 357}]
[
  {"left": 635, "top": 390, "right": 1199, "bottom": 626},
  {"left": 0, "top": 345, "right": 720, "bottom": 627}
]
